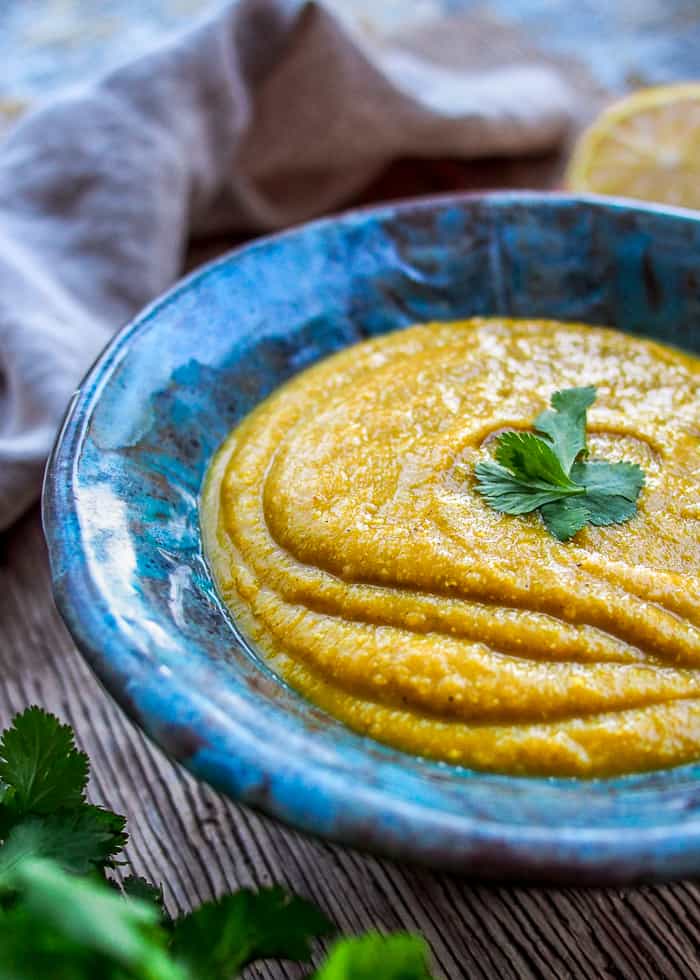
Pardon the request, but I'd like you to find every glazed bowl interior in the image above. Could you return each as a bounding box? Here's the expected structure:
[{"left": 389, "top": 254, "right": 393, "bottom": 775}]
[{"left": 44, "top": 192, "right": 700, "bottom": 883}]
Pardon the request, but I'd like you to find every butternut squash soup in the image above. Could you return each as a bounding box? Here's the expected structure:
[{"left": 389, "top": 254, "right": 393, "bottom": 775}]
[{"left": 201, "top": 319, "right": 700, "bottom": 777}]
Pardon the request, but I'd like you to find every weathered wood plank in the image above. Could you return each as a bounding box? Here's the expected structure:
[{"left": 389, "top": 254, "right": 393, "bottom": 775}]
[{"left": 2, "top": 508, "right": 700, "bottom": 978}]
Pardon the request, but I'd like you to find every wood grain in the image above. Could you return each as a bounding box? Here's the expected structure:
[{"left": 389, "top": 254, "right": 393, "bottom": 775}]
[{"left": 2, "top": 507, "right": 700, "bottom": 978}]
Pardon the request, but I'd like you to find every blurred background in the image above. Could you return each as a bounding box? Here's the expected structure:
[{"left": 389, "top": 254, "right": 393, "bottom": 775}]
[{"left": 2, "top": 0, "right": 699, "bottom": 130}]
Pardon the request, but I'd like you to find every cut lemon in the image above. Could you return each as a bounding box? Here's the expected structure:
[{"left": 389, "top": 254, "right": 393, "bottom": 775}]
[{"left": 567, "top": 83, "right": 700, "bottom": 210}]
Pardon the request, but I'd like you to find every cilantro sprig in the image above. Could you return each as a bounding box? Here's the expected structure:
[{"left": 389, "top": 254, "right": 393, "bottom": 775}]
[
  {"left": 475, "top": 386, "right": 645, "bottom": 541},
  {"left": 0, "top": 707, "right": 435, "bottom": 979}
]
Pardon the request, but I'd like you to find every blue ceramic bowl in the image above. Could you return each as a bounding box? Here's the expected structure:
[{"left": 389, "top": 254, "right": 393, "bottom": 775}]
[{"left": 44, "top": 192, "right": 700, "bottom": 883}]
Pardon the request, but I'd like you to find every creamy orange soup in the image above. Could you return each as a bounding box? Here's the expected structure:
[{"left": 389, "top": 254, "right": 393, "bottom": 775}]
[{"left": 201, "top": 318, "right": 700, "bottom": 777}]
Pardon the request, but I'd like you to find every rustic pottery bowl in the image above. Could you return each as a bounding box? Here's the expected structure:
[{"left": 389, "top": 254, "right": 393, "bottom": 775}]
[{"left": 44, "top": 192, "right": 700, "bottom": 883}]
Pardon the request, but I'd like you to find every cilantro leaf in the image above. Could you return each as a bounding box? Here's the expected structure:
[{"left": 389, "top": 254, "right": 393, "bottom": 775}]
[
  {"left": 0, "top": 707, "right": 439, "bottom": 980},
  {"left": 474, "top": 461, "right": 575, "bottom": 515},
  {"left": 0, "top": 917, "right": 146, "bottom": 980},
  {"left": 572, "top": 460, "right": 645, "bottom": 526},
  {"left": 10, "top": 858, "right": 183, "bottom": 980},
  {"left": 0, "top": 783, "right": 16, "bottom": 840},
  {"left": 0, "top": 904, "right": 100, "bottom": 980},
  {"left": 313, "top": 933, "right": 434, "bottom": 979},
  {"left": 540, "top": 498, "right": 591, "bottom": 541},
  {"left": 0, "top": 807, "right": 127, "bottom": 882},
  {"left": 123, "top": 875, "right": 168, "bottom": 918},
  {"left": 169, "top": 886, "right": 334, "bottom": 977},
  {"left": 474, "top": 386, "right": 645, "bottom": 541},
  {"left": 534, "top": 385, "right": 596, "bottom": 474},
  {"left": 0, "top": 708, "right": 88, "bottom": 817},
  {"left": 495, "top": 431, "right": 582, "bottom": 490}
]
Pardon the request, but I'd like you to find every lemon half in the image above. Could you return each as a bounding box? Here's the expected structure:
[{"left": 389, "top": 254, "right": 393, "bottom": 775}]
[{"left": 567, "top": 83, "right": 700, "bottom": 210}]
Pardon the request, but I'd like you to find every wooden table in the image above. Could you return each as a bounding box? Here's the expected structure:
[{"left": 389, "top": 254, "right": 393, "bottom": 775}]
[{"left": 5, "top": 506, "right": 700, "bottom": 979}]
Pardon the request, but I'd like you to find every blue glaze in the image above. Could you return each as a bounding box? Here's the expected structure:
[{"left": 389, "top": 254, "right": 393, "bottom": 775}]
[{"left": 43, "top": 192, "right": 700, "bottom": 882}]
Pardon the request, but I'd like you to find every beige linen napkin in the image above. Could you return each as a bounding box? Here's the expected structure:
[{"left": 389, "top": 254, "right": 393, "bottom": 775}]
[{"left": 0, "top": 0, "right": 576, "bottom": 531}]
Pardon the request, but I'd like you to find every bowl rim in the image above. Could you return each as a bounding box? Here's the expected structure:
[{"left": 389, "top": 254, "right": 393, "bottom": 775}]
[{"left": 43, "top": 189, "right": 700, "bottom": 883}]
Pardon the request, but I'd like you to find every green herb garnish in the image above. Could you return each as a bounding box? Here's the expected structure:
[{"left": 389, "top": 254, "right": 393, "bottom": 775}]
[
  {"left": 313, "top": 932, "right": 433, "bottom": 979},
  {"left": 0, "top": 707, "right": 435, "bottom": 978},
  {"left": 475, "top": 386, "right": 645, "bottom": 541}
]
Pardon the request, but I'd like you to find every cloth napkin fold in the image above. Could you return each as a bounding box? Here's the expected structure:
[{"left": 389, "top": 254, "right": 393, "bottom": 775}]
[{"left": 0, "top": 0, "right": 576, "bottom": 531}]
